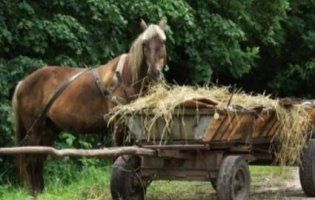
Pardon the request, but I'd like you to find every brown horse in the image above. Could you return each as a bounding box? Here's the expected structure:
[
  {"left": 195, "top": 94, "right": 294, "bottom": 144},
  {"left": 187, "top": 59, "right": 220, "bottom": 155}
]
[{"left": 12, "top": 19, "right": 167, "bottom": 193}]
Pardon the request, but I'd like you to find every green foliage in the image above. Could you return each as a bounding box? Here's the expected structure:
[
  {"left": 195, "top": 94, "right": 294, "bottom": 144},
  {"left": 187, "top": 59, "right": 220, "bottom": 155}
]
[
  {"left": 267, "top": 0, "right": 315, "bottom": 96},
  {"left": 0, "top": 0, "right": 313, "bottom": 186}
]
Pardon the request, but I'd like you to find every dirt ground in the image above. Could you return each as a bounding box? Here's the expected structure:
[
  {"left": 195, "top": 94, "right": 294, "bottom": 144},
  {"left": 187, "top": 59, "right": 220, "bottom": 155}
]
[
  {"left": 251, "top": 168, "right": 312, "bottom": 200},
  {"left": 230, "top": 168, "right": 312, "bottom": 200},
  {"left": 146, "top": 167, "right": 314, "bottom": 200}
]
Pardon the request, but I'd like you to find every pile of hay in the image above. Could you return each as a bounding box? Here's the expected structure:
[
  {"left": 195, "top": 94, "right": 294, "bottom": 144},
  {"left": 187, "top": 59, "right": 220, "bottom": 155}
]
[{"left": 109, "top": 83, "right": 311, "bottom": 166}]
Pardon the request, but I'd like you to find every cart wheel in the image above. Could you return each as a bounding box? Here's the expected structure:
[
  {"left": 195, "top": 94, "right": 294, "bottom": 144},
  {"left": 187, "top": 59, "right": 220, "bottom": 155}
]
[
  {"left": 299, "top": 139, "right": 315, "bottom": 197},
  {"left": 210, "top": 178, "right": 217, "bottom": 190},
  {"left": 217, "top": 156, "right": 250, "bottom": 200},
  {"left": 110, "top": 155, "right": 145, "bottom": 200}
]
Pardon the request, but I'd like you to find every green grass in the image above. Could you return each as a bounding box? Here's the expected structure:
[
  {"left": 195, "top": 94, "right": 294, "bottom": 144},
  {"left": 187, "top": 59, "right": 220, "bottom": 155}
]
[
  {"left": 0, "top": 163, "right": 295, "bottom": 200},
  {"left": 0, "top": 165, "right": 112, "bottom": 200}
]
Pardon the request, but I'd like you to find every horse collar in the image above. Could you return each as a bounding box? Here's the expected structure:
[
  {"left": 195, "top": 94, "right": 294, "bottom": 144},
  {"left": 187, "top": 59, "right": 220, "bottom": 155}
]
[
  {"left": 92, "top": 54, "right": 131, "bottom": 104},
  {"left": 116, "top": 54, "right": 127, "bottom": 76}
]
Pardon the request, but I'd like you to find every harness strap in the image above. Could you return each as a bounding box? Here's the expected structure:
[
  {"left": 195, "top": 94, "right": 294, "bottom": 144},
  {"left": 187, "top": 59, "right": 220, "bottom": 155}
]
[
  {"left": 92, "top": 54, "right": 131, "bottom": 104},
  {"left": 115, "top": 71, "right": 131, "bottom": 103},
  {"left": 115, "top": 54, "right": 132, "bottom": 103},
  {"left": 92, "top": 69, "right": 110, "bottom": 99},
  {"left": 20, "top": 68, "right": 91, "bottom": 145},
  {"left": 92, "top": 68, "right": 122, "bottom": 104}
]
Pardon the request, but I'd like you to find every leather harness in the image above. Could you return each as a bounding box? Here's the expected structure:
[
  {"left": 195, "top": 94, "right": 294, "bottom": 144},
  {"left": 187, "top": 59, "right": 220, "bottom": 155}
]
[
  {"left": 20, "top": 55, "right": 131, "bottom": 145},
  {"left": 92, "top": 54, "right": 131, "bottom": 103}
]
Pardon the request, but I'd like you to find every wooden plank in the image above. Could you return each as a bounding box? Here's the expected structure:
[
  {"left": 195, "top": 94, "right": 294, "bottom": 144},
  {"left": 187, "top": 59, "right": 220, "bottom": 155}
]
[
  {"left": 255, "top": 111, "right": 276, "bottom": 138},
  {"left": 0, "top": 146, "right": 156, "bottom": 157},
  {"left": 243, "top": 114, "right": 255, "bottom": 141},
  {"left": 262, "top": 115, "right": 278, "bottom": 137},
  {"left": 252, "top": 111, "right": 272, "bottom": 138},
  {"left": 229, "top": 114, "right": 254, "bottom": 141},
  {"left": 221, "top": 113, "right": 238, "bottom": 141},
  {"left": 213, "top": 113, "right": 235, "bottom": 141},
  {"left": 203, "top": 114, "right": 229, "bottom": 142}
]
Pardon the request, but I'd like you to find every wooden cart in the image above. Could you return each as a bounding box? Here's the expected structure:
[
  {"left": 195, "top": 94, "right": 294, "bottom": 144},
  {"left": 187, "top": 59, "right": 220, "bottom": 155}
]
[
  {"left": 110, "top": 107, "right": 315, "bottom": 200},
  {"left": 1, "top": 103, "right": 315, "bottom": 200}
]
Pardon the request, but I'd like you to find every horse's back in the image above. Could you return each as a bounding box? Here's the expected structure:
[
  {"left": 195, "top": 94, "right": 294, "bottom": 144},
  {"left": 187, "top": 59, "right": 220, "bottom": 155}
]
[
  {"left": 16, "top": 66, "right": 81, "bottom": 124},
  {"left": 19, "top": 65, "right": 111, "bottom": 133},
  {"left": 23, "top": 66, "right": 80, "bottom": 86}
]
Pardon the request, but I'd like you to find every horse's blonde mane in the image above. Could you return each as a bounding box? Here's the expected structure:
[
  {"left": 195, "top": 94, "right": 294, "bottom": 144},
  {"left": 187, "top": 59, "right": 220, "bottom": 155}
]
[{"left": 129, "top": 24, "right": 166, "bottom": 83}]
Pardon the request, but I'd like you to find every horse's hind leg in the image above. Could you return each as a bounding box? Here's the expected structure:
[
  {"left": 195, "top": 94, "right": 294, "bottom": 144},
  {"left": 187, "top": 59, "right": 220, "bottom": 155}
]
[{"left": 23, "top": 127, "right": 56, "bottom": 194}]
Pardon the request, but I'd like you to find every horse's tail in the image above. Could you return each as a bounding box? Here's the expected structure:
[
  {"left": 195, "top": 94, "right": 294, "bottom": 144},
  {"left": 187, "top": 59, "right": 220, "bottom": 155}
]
[
  {"left": 12, "top": 81, "right": 27, "bottom": 181},
  {"left": 12, "top": 81, "right": 25, "bottom": 144}
]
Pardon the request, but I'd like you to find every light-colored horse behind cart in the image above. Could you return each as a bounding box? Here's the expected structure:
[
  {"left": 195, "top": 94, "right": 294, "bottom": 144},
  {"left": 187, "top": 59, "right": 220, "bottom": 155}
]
[{"left": 2, "top": 99, "right": 315, "bottom": 200}]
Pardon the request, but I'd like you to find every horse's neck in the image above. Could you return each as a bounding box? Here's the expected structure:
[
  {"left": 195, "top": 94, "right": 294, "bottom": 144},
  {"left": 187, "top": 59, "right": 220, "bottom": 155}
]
[
  {"left": 97, "top": 54, "right": 147, "bottom": 98},
  {"left": 120, "top": 54, "right": 147, "bottom": 87}
]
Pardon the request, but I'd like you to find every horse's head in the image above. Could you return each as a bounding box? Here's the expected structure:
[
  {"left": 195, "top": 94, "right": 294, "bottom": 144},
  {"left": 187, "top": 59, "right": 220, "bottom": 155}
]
[
  {"left": 140, "top": 19, "right": 167, "bottom": 80},
  {"left": 129, "top": 19, "right": 167, "bottom": 82}
]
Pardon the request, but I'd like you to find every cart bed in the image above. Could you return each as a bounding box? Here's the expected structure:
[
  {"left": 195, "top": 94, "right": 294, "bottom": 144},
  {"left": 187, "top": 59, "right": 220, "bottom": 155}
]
[{"left": 127, "top": 108, "right": 278, "bottom": 146}]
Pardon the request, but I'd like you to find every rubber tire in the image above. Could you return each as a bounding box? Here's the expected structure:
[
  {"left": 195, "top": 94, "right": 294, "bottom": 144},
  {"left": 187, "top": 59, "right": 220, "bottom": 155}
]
[
  {"left": 299, "top": 139, "right": 315, "bottom": 197},
  {"left": 216, "top": 156, "right": 251, "bottom": 200},
  {"left": 110, "top": 155, "right": 145, "bottom": 200}
]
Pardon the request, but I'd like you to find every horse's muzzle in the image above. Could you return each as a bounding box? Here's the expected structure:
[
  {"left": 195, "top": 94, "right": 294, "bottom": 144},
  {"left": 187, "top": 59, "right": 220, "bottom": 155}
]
[{"left": 148, "top": 69, "right": 161, "bottom": 80}]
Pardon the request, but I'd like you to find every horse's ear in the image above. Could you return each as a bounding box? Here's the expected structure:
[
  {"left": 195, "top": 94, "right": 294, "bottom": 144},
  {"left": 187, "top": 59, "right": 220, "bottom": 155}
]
[
  {"left": 159, "top": 18, "right": 167, "bottom": 30},
  {"left": 140, "top": 19, "right": 148, "bottom": 31}
]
